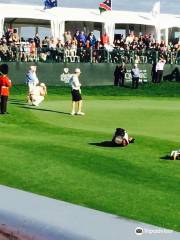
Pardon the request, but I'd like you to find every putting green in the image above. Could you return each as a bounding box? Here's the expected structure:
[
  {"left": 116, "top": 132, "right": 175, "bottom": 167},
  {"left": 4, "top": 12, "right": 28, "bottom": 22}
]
[{"left": 31, "top": 98, "right": 180, "bottom": 142}]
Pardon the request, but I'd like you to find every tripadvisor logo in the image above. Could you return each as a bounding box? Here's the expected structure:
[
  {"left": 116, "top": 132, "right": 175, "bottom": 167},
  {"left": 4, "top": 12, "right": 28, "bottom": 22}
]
[{"left": 135, "top": 227, "right": 144, "bottom": 235}]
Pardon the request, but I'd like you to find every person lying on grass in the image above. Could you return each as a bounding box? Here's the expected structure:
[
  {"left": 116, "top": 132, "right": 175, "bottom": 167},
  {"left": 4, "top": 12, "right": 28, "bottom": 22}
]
[{"left": 112, "top": 128, "right": 135, "bottom": 147}]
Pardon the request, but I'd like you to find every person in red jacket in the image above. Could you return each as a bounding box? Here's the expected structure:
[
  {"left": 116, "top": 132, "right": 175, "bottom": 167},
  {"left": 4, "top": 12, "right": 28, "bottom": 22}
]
[
  {"left": 0, "top": 64, "right": 12, "bottom": 114},
  {"left": 101, "top": 32, "right": 110, "bottom": 46}
]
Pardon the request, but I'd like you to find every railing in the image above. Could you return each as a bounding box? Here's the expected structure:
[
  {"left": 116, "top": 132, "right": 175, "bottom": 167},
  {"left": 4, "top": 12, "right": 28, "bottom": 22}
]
[{"left": 0, "top": 46, "right": 180, "bottom": 64}]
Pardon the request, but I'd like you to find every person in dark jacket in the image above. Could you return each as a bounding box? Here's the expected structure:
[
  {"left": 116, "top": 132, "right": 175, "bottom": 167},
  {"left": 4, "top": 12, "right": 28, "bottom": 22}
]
[
  {"left": 114, "top": 65, "right": 120, "bottom": 86},
  {"left": 151, "top": 61, "right": 157, "bottom": 83},
  {"left": 119, "top": 62, "right": 127, "bottom": 86}
]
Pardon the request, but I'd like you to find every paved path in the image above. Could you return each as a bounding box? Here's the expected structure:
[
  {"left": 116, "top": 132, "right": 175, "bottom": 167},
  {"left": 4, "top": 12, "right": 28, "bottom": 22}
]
[{"left": 0, "top": 185, "right": 179, "bottom": 240}]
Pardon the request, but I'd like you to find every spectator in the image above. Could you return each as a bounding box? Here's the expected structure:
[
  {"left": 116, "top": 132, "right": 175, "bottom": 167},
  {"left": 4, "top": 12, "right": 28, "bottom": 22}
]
[
  {"left": 119, "top": 62, "right": 127, "bottom": 86},
  {"left": 131, "top": 63, "right": 140, "bottom": 88},
  {"left": 101, "top": 32, "right": 110, "bottom": 47},
  {"left": 155, "top": 57, "right": 166, "bottom": 83},
  {"left": 77, "top": 31, "right": 87, "bottom": 47},
  {"left": 114, "top": 65, "right": 121, "bottom": 86},
  {"left": 12, "top": 29, "right": 20, "bottom": 44},
  {"left": 86, "top": 32, "right": 96, "bottom": 48},
  {"left": 34, "top": 33, "right": 41, "bottom": 57}
]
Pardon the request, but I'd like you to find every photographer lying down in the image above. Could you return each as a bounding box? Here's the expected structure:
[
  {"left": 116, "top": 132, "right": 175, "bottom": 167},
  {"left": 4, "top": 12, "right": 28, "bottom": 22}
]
[{"left": 112, "top": 128, "right": 135, "bottom": 147}]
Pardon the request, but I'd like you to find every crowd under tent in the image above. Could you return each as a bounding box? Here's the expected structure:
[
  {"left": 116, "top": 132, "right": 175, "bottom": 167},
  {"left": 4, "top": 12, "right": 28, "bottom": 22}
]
[{"left": 0, "top": 3, "right": 180, "bottom": 44}]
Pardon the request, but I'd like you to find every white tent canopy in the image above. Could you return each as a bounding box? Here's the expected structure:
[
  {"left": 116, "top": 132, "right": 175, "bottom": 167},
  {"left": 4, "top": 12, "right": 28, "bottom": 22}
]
[{"left": 0, "top": 3, "right": 180, "bottom": 43}]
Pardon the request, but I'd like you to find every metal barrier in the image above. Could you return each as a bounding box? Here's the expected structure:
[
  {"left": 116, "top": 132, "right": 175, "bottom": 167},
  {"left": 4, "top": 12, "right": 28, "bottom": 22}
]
[{"left": 0, "top": 46, "right": 179, "bottom": 64}]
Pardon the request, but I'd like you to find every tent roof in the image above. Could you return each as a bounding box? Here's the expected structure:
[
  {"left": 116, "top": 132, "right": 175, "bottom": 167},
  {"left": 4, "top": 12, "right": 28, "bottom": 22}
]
[{"left": 0, "top": 4, "right": 180, "bottom": 29}]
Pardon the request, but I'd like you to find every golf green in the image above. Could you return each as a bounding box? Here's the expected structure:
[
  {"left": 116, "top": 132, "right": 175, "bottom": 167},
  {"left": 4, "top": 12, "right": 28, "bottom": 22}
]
[{"left": 0, "top": 89, "right": 180, "bottom": 231}]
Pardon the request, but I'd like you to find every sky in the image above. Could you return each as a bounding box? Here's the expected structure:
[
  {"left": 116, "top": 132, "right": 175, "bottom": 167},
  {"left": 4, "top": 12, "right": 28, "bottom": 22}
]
[{"left": 0, "top": 0, "right": 179, "bottom": 14}]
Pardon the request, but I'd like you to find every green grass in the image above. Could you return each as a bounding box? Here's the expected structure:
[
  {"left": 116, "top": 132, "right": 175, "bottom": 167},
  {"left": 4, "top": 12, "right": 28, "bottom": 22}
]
[{"left": 1, "top": 82, "right": 180, "bottom": 231}]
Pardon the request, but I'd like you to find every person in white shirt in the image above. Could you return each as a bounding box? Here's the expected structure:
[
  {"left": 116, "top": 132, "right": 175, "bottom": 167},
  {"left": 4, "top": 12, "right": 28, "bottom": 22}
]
[
  {"left": 112, "top": 128, "right": 135, "bottom": 147},
  {"left": 155, "top": 57, "right": 166, "bottom": 83},
  {"left": 29, "top": 83, "right": 47, "bottom": 106},
  {"left": 70, "top": 68, "right": 85, "bottom": 115},
  {"left": 26, "top": 65, "right": 39, "bottom": 103}
]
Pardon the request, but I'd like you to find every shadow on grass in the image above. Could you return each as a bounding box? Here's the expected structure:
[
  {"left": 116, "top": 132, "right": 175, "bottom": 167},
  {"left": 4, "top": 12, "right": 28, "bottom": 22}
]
[
  {"left": 20, "top": 106, "right": 70, "bottom": 115},
  {"left": 10, "top": 102, "right": 28, "bottom": 106},
  {"left": 89, "top": 141, "right": 120, "bottom": 148},
  {"left": 160, "top": 155, "right": 173, "bottom": 161},
  {"left": 9, "top": 98, "right": 25, "bottom": 103},
  {"left": 161, "top": 155, "right": 180, "bottom": 161}
]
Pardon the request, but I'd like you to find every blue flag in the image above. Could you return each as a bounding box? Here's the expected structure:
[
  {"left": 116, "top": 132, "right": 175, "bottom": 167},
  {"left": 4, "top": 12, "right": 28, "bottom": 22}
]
[{"left": 44, "top": 0, "right": 57, "bottom": 9}]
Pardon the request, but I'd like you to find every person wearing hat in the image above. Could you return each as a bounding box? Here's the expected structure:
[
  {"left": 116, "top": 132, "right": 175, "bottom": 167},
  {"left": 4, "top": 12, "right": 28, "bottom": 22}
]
[
  {"left": 0, "top": 64, "right": 12, "bottom": 114},
  {"left": 60, "top": 68, "right": 72, "bottom": 84},
  {"left": 26, "top": 65, "right": 39, "bottom": 91},
  {"left": 70, "top": 68, "right": 85, "bottom": 115},
  {"left": 25, "top": 65, "right": 39, "bottom": 103},
  {"left": 29, "top": 83, "right": 47, "bottom": 106},
  {"left": 131, "top": 63, "right": 140, "bottom": 89}
]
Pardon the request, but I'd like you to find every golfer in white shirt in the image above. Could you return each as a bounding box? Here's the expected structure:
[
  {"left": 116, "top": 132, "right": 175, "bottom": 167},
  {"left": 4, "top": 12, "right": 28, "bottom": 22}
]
[{"left": 70, "top": 68, "right": 85, "bottom": 115}]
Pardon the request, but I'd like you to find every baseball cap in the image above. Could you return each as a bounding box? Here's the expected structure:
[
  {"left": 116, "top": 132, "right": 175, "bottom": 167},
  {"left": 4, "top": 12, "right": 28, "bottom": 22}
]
[{"left": 74, "top": 68, "right": 81, "bottom": 73}]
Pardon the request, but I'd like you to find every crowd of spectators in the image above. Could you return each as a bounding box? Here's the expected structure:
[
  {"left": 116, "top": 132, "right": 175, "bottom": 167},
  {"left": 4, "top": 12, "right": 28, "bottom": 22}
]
[{"left": 0, "top": 27, "right": 180, "bottom": 64}]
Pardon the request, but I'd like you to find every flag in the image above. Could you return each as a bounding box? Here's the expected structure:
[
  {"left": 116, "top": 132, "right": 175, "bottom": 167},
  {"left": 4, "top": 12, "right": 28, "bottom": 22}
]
[
  {"left": 44, "top": 0, "right": 57, "bottom": 9},
  {"left": 99, "top": 0, "right": 112, "bottom": 14},
  {"left": 152, "top": 1, "right": 160, "bottom": 19},
  {"left": 151, "top": 1, "right": 161, "bottom": 43}
]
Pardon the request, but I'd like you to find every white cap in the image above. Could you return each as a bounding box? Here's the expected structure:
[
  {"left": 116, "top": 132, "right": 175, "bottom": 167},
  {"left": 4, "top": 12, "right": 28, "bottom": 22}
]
[
  {"left": 74, "top": 68, "right": 81, "bottom": 73},
  {"left": 30, "top": 65, "right": 37, "bottom": 71},
  {"left": 64, "top": 68, "right": 69, "bottom": 73}
]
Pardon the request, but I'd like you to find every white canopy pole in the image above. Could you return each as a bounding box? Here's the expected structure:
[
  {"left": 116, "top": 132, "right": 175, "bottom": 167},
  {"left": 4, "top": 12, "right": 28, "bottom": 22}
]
[
  {"left": 0, "top": 17, "right": 4, "bottom": 38},
  {"left": 51, "top": 18, "right": 65, "bottom": 41},
  {"left": 165, "top": 28, "right": 169, "bottom": 46},
  {"left": 152, "top": 1, "right": 161, "bottom": 43},
  {"left": 103, "top": 21, "right": 115, "bottom": 45},
  {"left": 58, "top": 20, "right": 65, "bottom": 42}
]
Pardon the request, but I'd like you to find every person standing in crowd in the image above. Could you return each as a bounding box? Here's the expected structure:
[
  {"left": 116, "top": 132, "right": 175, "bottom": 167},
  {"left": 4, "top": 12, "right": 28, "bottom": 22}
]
[
  {"left": 0, "top": 64, "right": 12, "bottom": 114},
  {"left": 70, "top": 68, "right": 85, "bottom": 116},
  {"left": 119, "top": 62, "right": 127, "bottom": 87},
  {"left": 101, "top": 32, "right": 109, "bottom": 47},
  {"left": 155, "top": 57, "right": 166, "bottom": 83},
  {"left": 34, "top": 33, "right": 41, "bottom": 56},
  {"left": 114, "top": 65, "right": 120, "bottom": 86},
  {"left": 25, "top": 65, "right": 39, "bottom": 102},
  {"left": 151, "top": 61, "right": 157, "bottom": 83},
  {"left": 131, "top": 63, "right": 140, "bottom": 89}
]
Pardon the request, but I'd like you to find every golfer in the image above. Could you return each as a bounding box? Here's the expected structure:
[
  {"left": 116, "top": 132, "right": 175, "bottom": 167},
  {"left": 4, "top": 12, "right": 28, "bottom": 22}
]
[
  {"left": 29, "top": 83, "right": 47, "bottom": 106},
  {"left": 70, "top": 68, "right": 85, "bottom": 115}
]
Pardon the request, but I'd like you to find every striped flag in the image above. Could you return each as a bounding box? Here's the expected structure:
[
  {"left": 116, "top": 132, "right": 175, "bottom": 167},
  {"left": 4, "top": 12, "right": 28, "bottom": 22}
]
[
  {"left": 44, "top": 0, "right": 57, "bottom": 9},
  {"left": 99, "top": 0, "right": 112, "bottom": 13}
]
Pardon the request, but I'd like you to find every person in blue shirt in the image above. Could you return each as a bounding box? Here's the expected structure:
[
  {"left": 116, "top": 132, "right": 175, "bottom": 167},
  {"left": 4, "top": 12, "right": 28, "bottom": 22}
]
[{"left": 26, "top": 65, "right": 39, "bottom": 103}]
